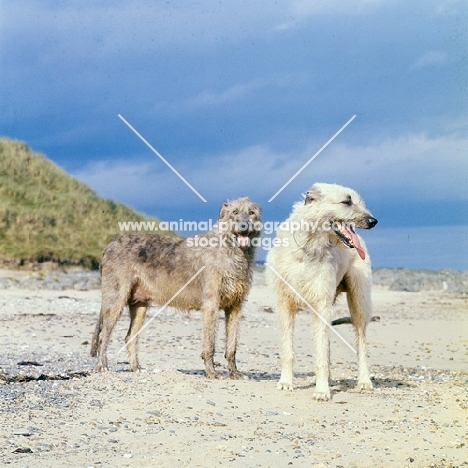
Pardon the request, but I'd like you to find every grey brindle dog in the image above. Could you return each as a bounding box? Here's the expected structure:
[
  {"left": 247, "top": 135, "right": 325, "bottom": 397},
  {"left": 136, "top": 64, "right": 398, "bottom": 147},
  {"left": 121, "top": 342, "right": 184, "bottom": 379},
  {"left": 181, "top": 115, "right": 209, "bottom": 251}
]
[{"left": 91, "top": 197, "right": 261, "bottom": 379}]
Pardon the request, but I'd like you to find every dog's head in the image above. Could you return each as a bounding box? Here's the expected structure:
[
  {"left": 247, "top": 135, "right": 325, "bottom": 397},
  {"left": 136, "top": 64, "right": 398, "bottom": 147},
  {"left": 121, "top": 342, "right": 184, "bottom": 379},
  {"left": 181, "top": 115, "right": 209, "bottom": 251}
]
[
  {"left": 218, "top": 197, "right": 262, "bottom": 249},
  {"left": 303, "top": 183, "right": 377, "bottom": 259}
]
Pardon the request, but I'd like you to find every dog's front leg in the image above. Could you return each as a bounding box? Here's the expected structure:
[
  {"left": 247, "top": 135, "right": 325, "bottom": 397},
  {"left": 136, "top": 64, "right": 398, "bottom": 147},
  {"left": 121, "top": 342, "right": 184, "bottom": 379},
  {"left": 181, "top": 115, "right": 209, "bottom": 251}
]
[
  {"left": 277, "top": 293, "right": 297, "bottom": 391},
  {"left": 346, "top": 265, "right": 374, "bottom": 391},
  {"left": 313, "top": 302, "right": 332, "bottom": 400},
  {"left": 202, "top": 303, "right": 222, "bottom": 379}
]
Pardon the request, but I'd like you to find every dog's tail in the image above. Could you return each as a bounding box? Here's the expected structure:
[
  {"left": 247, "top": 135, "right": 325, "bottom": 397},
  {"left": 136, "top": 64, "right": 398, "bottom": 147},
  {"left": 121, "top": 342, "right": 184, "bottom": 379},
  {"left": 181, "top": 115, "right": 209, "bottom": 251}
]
[{"left": 90, "top": 314, "right": 103, "bottom": 357}]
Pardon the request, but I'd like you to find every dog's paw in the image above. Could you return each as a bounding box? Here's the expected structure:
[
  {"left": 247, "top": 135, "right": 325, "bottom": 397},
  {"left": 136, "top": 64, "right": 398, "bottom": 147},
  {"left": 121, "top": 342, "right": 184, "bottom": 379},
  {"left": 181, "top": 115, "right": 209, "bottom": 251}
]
[
  {"left": 94, "top": 364, "right": 109, "bottom": 372},
  {"left": 277, "top": 381, "right": 294, "bottom": 391},
  {"left": 313, "top": 389, "right": 331, "bottom": 401},
  {"left": 357, "top": 380, "right": 374, "bottom": 391},
  {"left": 205, "top": 371, "right": 223, "bottom": 380},
  {"left": 229, "top": 371, "right": 249, "bottom": 380}
]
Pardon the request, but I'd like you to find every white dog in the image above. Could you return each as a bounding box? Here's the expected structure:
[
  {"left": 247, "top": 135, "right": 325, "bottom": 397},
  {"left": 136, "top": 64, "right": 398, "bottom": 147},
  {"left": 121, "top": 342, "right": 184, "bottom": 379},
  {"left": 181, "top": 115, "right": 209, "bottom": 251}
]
[{"left": 266, "top": 183, "right": 378, "bottom": 400}]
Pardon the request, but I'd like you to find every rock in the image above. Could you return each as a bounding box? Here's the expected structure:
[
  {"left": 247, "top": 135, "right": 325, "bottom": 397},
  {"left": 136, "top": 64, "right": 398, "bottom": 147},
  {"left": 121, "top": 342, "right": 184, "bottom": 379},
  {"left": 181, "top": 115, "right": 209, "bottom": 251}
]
[
  {"left": 12, "top": 447, "right": 33, "bottom": 453},
  {"left": 0, "top": 277, "right": 11, "bottom": 289},
  {"left": 389, "top": 276, "right": 421, "bottom": 292},
  {"left": 373, "top": 268, "right": 468, "bottom": 293},
  {"left": 2, "top": 270, "right": 101, "bottom": 291}
]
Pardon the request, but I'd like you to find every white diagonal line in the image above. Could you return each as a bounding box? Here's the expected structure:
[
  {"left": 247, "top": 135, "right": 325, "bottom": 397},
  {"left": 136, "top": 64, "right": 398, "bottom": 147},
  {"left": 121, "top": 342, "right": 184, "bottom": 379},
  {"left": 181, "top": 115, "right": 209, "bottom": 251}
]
[
  {"left": 268, "top": 115, "right": 356, "bottom": 202},
  {"left": 118, "top": 114, "right": 207, "bottom": 203},
  {"left": 116, "top": 266, "right": 206, "bottom": 355},
  {"left": 266, "top": 264, "right": 357, "bottom": 354}
]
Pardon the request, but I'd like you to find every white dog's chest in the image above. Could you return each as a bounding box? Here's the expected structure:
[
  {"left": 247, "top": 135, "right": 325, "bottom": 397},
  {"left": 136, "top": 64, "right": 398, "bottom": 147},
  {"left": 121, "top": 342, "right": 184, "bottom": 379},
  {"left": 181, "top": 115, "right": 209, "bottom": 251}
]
[
  {"left": 300, "top": 244, "right": 353, "bottom": 287},
  {"left": 332, "top": 246, "right": 353, "bottom": 282}
]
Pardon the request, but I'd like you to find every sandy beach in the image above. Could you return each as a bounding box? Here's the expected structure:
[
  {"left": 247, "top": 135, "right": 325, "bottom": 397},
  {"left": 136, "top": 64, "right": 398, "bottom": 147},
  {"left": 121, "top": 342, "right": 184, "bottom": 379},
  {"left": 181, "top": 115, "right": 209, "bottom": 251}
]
[{"left": 0, "top": 270, "right": 467, "bottom": 467}]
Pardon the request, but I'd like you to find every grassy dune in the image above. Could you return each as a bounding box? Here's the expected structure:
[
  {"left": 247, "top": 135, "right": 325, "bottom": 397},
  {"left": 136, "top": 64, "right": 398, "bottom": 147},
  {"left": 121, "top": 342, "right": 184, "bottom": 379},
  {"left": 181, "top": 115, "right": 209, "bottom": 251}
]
[{"left": 0, "top": 138, "right": 172, "bottom": 268}]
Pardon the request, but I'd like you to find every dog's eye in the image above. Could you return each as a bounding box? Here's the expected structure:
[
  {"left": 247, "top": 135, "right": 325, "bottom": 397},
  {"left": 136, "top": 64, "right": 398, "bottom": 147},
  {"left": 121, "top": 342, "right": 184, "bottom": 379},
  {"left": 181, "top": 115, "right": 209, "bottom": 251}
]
[
  {"left": 233, "top": 209, "right": 239, "bottom": 215},
  {"left": 341, "top": 199, "right": 352, "bottom": 206},
  {"left": 248, "top": 210, "right": 255, "bottom": 216}
]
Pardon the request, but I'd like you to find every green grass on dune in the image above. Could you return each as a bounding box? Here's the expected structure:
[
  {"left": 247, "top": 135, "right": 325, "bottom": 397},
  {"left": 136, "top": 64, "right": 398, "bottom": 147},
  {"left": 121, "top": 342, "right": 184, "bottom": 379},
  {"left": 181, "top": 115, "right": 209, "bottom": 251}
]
[{"left": 0, "top": 137, "right": 174, "bottom": 268}]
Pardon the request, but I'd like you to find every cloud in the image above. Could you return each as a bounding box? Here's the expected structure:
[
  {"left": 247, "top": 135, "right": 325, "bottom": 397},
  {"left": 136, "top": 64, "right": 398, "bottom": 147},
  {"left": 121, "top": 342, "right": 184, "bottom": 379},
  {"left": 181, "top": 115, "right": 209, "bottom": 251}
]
[
  {"left": 291, "top": 0, "right": 391, "bottom": 18},
  {"left": 305, "top": 132, "right": 468, "bottom": 202},
  {"left": 149, "top": 72, "right": 312, "bottom": 117},
  {"left": 151, "top": 80, "right": 265, "bottom": 115},
  {"left": 1, "top": 0, "right": 401, "bottom": 62},
  {"left": 0, "top": 1, "right": 291, "bottom": 57},
  {"left": 411, "top": 50, "right": 448, "bottom": 70},
  {"left": 72, "top": 145, "right": 287, "bottom": 209},
  {"left": 266, "top": 0, "right": 394, "bottom": 31},
  {"left": 72, "top": 131, "right": 467, "bottom": 215},
  {"left": 434, "top": 0, "right": 467, "bottom": 16}
]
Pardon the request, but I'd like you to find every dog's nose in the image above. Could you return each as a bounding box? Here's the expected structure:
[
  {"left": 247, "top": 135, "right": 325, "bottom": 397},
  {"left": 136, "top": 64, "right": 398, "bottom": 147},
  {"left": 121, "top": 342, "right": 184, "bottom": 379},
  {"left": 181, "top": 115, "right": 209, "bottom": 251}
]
[{"left": 367, "top": 217, "right": 378, "bottom": 228}]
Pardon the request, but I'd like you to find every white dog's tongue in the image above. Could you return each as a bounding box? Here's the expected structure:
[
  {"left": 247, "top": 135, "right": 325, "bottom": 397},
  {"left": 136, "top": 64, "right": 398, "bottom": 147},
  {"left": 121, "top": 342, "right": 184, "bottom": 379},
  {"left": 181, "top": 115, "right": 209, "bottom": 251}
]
[
  {"left": 237, "top": 234, "right": 250, "bottom": 247},
  {"left": 343, "top": 225, "right": 366, "bottom": 260}
]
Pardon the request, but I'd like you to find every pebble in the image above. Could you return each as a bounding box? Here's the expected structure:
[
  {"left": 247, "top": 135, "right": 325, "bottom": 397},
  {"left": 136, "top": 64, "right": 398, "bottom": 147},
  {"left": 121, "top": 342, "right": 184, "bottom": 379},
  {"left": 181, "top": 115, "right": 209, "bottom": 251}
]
[
  {"left": 206, "top": 400, "right": 215, "bottom": 406},
  {"left": 12, "top": 447, "right": 33, "bottom": 453}
]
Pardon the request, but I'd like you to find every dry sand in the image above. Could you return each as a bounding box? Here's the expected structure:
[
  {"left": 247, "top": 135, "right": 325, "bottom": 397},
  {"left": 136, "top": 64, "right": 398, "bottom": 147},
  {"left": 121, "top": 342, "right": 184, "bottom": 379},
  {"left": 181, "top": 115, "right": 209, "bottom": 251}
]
[{"left": 0, "top": 271, "right": 467, "bottom": 467}]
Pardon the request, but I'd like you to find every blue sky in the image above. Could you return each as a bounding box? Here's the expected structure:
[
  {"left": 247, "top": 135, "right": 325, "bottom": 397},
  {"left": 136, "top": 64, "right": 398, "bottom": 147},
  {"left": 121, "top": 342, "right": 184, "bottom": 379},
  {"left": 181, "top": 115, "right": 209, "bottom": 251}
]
[{"left": 1, "top": 0, "right": 467, "bottom": 269}]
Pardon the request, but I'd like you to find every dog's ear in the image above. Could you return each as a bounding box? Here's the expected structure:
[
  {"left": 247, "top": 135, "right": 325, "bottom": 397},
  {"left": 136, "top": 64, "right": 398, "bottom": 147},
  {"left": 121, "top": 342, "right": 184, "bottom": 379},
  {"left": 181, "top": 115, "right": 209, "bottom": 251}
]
[
  {"left": 219, "top": 201, "right": 229, "bottom": 219},
  {"left": 304, "top": 186, "right": 321, "bottom": 205}
]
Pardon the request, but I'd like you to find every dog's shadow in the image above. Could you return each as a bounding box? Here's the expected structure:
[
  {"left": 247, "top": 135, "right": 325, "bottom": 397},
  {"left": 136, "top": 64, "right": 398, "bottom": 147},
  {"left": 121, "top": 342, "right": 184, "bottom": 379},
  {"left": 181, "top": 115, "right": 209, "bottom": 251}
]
[
  {"left": 177, "top": 368, "right": 298, "bottom": 381},
  {"left": 177, "top": 368, "right": 413, "bottom": 392}
]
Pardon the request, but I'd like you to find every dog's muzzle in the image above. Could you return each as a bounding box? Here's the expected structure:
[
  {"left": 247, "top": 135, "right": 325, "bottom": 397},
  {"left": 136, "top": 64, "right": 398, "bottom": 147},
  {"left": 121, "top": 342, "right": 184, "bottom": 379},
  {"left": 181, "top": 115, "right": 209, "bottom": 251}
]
[
  {"left": 332, "top": 223, "right": 367, "bottom": 260},
  {"left": 234, "top": 218, "right": 258, "bottom": 248},
  {"left": 235, "top": 233, "right": 250, "bottom": 247}
]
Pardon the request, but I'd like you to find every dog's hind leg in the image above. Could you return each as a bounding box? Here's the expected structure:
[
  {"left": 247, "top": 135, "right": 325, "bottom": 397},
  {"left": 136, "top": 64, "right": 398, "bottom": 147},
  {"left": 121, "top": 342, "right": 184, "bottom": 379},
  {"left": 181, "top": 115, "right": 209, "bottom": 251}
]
[
  {"left": 224, "top": 303, "right": 245, "bottom": 380},
  {"left": 94, "top": 285, "right": 129, "bottom": 372},
  {"left": 277, "top": 289, "right": 297, "bottom": 391},
  {"left": 345, "top": 268, "right": 374, "bottom": 391},
  {"left": 125, "top": 302, "right": 148, "bottom": 372}
]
